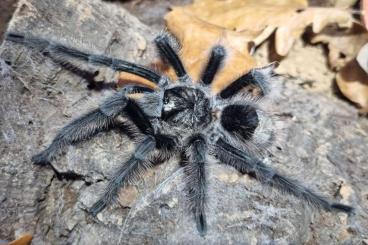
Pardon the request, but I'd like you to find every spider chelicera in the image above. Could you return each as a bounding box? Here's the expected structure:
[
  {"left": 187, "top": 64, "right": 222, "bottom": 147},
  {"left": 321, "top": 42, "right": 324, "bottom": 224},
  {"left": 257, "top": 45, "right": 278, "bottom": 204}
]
[{"left": 6, "top": 32, "right": 352, "bottom": 236}]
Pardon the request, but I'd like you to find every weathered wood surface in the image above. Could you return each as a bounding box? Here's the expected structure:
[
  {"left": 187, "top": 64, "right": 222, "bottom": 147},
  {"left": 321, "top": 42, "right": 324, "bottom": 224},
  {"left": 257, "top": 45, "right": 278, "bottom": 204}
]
[{"left": 0, "top": 0, "right": 367, "bottom": 244}]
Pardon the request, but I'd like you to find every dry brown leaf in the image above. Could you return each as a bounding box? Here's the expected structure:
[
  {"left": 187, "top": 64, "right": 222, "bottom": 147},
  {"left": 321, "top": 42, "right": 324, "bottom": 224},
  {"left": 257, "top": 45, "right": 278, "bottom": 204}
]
[
  {"left": 165, "top": 8, "right": 256, "bottom": 94},
  {"left": 311, "top": 23, "right": 368, "bottom": 70},
  {"left": 275, "top": 7, "right": 354, "bottom": 55},
  {"left": 169, "top": 0, "right": 354, "bottom": 56},
  {"left": 336, "top": 59, "right": 368, "bottom": 112}
]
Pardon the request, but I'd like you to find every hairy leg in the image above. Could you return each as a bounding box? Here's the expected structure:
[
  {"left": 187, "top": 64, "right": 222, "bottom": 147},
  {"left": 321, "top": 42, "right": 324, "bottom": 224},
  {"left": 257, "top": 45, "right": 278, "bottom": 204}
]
[
  {"left": 33, "top": 87, "right": 151, "bottom": 165},
  {"left": 44, "top": 53, "right": 117, "bottom": 91},
  {"left": 219, "top": 63, "right": 276, "bottom": 99},
  {"left": 201, "top": 45, "right": 226, "bottom": 85},
  {"left": 182, "top": 135, "right": 208, "bottom": 236},
  {"left": 124, "top": 99, "right": 154, "bottom": 135},
  {"left": 32, "top": 109, "right": 115, "bottom": 165},
  {"left": 212, "top": 138, "right": 353, "bottom": 213},
  {"left": 5, "top": 32, "right": 162, "bottom": 84},
  {"left": 154, "top": 34, "right": 187, "bottom": 78},
  {"left": 90, "top": 135, "right": 156, "bottom": 216}
]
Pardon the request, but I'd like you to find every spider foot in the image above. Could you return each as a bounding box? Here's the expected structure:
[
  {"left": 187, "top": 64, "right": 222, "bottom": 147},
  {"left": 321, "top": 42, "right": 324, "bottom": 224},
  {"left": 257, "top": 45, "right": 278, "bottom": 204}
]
[
  {"left": 86, "top": 70, "right": 117, "bottom": 91},
  {"left": 31, "top": 151, "right": 52, "bottom": 166},
  {"left": 89, "top": 198, "right": 108, "bottom": 217},
  {"left": 196, "top": 213, "right": 207, "bottom": 237},
  {"left": 331, "top": 203, "right": 354, "bottom": 214}
]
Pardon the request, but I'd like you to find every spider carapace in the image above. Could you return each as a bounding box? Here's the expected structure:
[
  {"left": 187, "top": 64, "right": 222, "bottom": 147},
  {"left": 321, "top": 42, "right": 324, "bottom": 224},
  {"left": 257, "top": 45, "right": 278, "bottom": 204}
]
[
  {"left": 6, "top": 32, "right": 353, "bottom": 236},
  {"left": 162, "top": 86, "right": 211, "bottom": 129}
]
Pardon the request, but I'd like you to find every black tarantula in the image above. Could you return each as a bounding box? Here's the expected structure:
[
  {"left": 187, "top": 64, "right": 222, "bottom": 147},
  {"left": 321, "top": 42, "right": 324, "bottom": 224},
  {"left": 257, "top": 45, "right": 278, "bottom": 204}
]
[{"left": 6, "top": 32, "right": 352, "bottom": 236}]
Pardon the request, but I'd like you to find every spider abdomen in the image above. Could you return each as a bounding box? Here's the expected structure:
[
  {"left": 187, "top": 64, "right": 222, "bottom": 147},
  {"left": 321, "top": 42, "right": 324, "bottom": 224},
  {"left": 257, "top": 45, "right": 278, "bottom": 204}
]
[{"left": 220, "top": 104, "right": 259, "bottom": 140}]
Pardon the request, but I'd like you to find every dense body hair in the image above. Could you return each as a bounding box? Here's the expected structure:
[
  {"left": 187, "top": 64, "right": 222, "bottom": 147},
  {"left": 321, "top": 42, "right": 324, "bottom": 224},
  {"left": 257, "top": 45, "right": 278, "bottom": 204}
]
[{"left": 5, "top": 32, "right": 353, "bottom": 236}]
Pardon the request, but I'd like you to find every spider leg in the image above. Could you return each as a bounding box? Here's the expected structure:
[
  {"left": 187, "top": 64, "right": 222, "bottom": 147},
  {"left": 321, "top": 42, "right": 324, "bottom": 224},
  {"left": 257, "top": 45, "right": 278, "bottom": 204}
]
[
  {"left": 90, "top": 135, "right": 156, "bottom": 216},
  {"left": 201, "top": 45, "right": 226, "bottom": 85},
  {"left": 5, "top": 32, "right": 162, "bottom": 84},
  {"left": 182, "top": 135, "right": 208, "bottom": 236},
  {"left": 91, "top": 133, "right": 177, "bottom": 215},
  {"left": 44, "top": 52, "right": 117, "bottom": 91},
  {"left": 219, "top": 63, "right": 277, "bottom": 99},
  {"left": 32, "top": 109, "right": 115, "bottom": 165},
  {"left": 32, "top": 86, "right": 153, "bottom": 165},
  {"left": 154, "top": 34, "right": 187, "bottom": 78},
  {"left": 212, "top": 138, "right": 353, "bottom": 213}
]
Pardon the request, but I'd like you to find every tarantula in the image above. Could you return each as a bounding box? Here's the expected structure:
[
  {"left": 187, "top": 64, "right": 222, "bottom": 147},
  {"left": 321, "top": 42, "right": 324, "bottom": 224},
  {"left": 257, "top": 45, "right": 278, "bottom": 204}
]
[{"left": 6, "top": 32, "right": 352, "bottom": 236}]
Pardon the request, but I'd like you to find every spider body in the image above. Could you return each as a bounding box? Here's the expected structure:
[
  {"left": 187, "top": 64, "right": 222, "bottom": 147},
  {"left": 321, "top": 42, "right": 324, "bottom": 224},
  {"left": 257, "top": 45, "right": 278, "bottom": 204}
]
[
  {"left": 6, "top": 32, "right": 353, "bottom": 236},
  {"left": 162, "top": 85, "right": 212, "bottom": 129}
]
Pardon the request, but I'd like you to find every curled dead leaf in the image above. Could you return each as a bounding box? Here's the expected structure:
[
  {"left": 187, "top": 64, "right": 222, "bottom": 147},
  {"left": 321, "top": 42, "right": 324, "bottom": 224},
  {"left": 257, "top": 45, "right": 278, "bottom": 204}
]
[
  {"left": 311, "top": 23, "right": 368, "bottom": 70},
  {"left": 275, "top": 7, "right": 354, "bottom": 56},
  {"left": 336, "top": 59, "right": 368, "bottom": 113}
]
